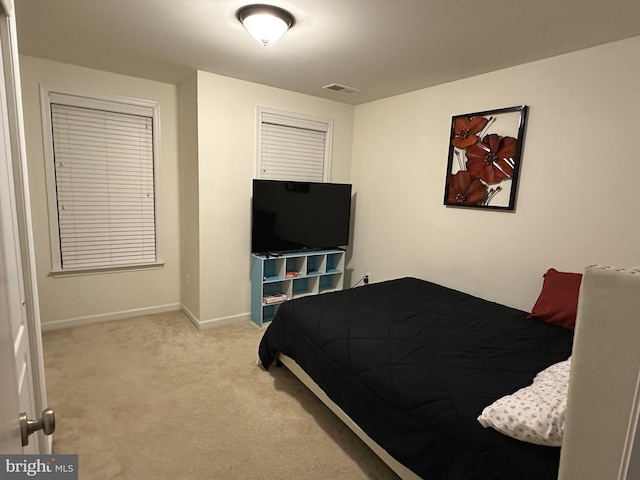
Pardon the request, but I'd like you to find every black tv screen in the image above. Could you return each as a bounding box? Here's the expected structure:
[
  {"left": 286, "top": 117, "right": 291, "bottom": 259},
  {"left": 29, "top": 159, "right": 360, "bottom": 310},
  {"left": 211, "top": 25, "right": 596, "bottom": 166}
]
[{"left": 252, "top": 179, "right": 352, "bottom": 254}]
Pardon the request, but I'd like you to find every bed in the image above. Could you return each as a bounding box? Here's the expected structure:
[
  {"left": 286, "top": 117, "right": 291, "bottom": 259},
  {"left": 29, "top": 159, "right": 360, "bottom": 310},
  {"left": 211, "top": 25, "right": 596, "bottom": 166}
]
[{"left": 258, "top": 276, "right": 576, "bottom": 479}]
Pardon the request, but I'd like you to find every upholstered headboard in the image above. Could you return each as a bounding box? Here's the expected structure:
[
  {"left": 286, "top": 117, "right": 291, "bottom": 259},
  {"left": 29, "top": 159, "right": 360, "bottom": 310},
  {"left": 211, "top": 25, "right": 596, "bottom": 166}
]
[{"left": 559, "top": 266, "right": 640, "bottom": 480}]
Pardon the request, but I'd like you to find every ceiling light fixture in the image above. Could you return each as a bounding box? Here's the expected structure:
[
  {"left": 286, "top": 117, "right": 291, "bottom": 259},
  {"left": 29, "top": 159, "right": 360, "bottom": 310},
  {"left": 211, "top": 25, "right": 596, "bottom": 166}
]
[{"left": 237, "top": 4, "right": 294, "bottom": 46}]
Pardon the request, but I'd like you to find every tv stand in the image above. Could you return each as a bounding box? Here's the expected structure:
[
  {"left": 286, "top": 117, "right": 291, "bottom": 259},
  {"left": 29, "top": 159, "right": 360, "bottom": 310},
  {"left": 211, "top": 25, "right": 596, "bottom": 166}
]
[{"left": 250, "top": 249, "right": 345, "bottom": 327}]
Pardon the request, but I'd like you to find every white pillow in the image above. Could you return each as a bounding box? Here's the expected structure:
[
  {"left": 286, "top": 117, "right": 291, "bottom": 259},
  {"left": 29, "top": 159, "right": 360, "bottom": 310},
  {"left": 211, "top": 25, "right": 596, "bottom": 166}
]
[{"left": 477, "top": 357, "right": 571, "bottom": 446}]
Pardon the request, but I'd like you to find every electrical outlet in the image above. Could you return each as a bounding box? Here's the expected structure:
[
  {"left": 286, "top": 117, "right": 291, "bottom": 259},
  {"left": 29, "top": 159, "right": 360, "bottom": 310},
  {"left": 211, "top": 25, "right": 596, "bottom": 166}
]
[
  {"left": 364, "top": 272, "right": 371, "bottom": 284},
  {"left": 185, "top": 273, "right": 190, "bottom": 286}
]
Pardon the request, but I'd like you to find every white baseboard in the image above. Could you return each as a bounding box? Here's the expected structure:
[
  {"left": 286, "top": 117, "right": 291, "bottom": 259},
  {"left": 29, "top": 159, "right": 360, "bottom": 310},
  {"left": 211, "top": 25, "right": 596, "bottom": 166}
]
[
  {"left": 180, "top": 304, "right": 250, "bottom": 329},
  {"left": 192, "top": 311, "right": 251, "bottom": 330},
  {"left": 40, "top": 303, "right": 182, "bottom": 331},
  {"left": 40, "top": 303, "right": 251, "bottom": 332},
  {"left": 180, "top": 304, "right": 200, "bottom": 329}
]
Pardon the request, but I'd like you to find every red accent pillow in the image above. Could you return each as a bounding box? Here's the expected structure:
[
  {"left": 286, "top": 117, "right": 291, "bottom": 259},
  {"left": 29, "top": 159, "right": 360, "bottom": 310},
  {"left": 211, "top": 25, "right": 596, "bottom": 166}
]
[{"left": 529, "top": 268, "right": 582, "bottom": 329}]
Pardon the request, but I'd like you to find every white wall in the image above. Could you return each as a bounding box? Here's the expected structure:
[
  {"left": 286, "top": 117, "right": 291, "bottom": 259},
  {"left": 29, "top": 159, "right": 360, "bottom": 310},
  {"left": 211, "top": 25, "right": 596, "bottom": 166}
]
[
  {"left": 23, "top": 36, "right": 640, "bottom": 326},
  {"left": 18, "top": 56, "right": 353, "bottom": 328},
  {"left": 350, "top": 36, "right": 640, "bottom": 311},
  {"left": 190, "top": 71, "right": 354, "bottom": 325},
  {"left": 177, "top": 73, "right": 200, "bottom": 321},
  {"left": 19, "top": 56, "right": 181, "bottom": 327}
]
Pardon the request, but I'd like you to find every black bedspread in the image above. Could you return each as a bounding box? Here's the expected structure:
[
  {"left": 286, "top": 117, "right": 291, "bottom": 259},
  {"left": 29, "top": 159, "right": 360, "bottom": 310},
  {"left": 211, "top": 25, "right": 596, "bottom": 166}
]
[{"left": 258, "top": 277, "right": 574, "bottom": 480}]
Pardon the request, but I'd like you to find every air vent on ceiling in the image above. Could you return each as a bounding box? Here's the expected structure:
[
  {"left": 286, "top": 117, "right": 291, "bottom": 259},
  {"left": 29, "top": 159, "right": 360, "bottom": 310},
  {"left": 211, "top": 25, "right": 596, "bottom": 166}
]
[{"left": 322, "top": 83, "right": 361, "bottom": 94}]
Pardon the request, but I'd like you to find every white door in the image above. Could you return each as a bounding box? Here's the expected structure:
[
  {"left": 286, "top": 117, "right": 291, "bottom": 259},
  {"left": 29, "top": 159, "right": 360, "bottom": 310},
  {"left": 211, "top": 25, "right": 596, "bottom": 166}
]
[
  {"left": 627, "top": 419, "right": 640, "bottom": 479},
  {"left": 0, "top": 185, "right": 22, "bottom": 453},
  {"left": 0, "top": 0, "right": 51, "bottom": 454},
  {"left": 622, "top": 372, "right": 640, "bottom": 479},
  {"left": 0, "top": 227, "right": 21, "bottom": 453}
]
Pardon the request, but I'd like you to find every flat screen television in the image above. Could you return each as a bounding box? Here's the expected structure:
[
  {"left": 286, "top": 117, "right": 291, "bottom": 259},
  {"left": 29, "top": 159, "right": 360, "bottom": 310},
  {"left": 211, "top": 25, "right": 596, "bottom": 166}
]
[{"left": 252, "top": 179, "right": 352, "bottom": 254}]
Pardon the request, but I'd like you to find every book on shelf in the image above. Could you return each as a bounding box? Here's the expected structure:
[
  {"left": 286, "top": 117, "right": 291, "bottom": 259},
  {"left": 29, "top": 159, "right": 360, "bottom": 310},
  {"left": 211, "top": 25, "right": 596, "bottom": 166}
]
[{"left": 262, "top": 292, "right": 288, "bottom": 305}]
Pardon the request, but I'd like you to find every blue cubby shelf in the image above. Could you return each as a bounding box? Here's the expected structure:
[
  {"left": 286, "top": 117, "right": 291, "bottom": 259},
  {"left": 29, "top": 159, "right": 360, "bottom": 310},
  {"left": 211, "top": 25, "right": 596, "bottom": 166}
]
[{"left": 250, "top": 249, "right": 345, "bottom": 327}]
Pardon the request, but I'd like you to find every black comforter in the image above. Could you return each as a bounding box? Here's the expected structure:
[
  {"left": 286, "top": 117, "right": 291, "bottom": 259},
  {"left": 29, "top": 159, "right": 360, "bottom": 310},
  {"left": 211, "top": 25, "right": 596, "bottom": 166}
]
[{"left": 258, "top": 277, "right": 574, "bottom": 480}]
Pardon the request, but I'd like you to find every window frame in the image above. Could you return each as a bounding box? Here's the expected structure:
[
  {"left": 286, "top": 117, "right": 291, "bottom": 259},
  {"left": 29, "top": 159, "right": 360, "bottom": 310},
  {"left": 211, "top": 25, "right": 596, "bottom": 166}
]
[
  {"left": 40, "top": 86, "right": 163, "bottom": 275},
  {"left": 256, "top": 106, "right": 333, "bottom": 182}
]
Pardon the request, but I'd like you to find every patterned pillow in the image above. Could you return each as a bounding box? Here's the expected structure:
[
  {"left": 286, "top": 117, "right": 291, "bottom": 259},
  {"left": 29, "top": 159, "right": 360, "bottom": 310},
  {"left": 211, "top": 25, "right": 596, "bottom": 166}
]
[{"left": 477, "top": 358, "right": 571, "bottom": 446}]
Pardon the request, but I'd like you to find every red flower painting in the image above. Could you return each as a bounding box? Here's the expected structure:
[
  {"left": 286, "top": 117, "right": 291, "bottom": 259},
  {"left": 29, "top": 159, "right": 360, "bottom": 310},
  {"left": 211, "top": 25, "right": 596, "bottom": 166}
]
[
  {"left": 446, "top": 171, "right": 486, "bottom": 205},
  {"left": 466, "top": 133, "right": 517, "bottom": 184},
  {"left": 451, "top": 116, "right": 489, "bottom": 149},
  {"left": 444, "top": 105, "right": 528, "bottom": 210}
]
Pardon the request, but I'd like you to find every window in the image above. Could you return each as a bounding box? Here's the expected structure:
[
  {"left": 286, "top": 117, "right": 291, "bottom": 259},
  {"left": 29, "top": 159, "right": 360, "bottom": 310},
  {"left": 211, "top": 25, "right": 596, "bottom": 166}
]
[
  {"left": 42, "top": 90, "right": 161, "bottom": 273},
  {"left": 257, "top": 108, "right": 333, "bottom": 182}
]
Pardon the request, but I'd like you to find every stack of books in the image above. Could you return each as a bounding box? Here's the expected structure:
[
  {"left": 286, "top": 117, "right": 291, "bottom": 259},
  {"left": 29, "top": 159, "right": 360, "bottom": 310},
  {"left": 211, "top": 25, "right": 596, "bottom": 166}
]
[{"left": 262, "top": 292, "right": 288, "bottom": 305}]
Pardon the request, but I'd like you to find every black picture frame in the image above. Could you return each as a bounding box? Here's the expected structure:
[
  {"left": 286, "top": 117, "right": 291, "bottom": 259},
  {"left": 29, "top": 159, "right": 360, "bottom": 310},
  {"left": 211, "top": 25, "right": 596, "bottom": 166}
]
[{"left": 443, "top": 105, "right": 528, "bottom": 211}]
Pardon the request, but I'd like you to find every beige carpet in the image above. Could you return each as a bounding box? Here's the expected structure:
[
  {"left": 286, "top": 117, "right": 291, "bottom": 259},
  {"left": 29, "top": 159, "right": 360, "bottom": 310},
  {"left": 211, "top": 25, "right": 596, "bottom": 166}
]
[{"left": 42, "top": 311, "right": 399, "bottom": 479}]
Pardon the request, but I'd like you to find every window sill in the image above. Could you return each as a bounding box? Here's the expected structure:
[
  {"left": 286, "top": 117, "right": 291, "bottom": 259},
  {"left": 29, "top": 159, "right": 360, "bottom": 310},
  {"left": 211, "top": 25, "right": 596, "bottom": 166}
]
[{"left": 49, "top": 261, "right": 165, "bottom": 278}]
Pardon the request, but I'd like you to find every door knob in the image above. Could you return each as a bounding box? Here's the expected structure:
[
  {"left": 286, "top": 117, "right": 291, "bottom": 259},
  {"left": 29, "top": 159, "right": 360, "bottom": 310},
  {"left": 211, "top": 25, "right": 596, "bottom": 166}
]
[{"left": 19, "top": 408, "right": 55, "bottom": 447}]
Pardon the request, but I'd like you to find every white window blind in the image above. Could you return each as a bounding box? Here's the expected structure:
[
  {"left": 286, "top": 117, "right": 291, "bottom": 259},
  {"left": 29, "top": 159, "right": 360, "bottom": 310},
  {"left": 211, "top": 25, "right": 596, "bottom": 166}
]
[
  {"left": 49, "top": 101, "right": 157, "bottom": 270},
  {"left": 258, "top": 110, "right": 331, "bottom": 182}
]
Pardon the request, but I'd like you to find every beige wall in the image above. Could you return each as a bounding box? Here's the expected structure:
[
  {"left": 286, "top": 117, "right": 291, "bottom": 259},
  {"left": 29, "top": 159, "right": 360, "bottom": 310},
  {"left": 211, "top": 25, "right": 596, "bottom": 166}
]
[
  {"left": 19, "top": 56, "right": 353, "bottom": 328},
  {"left": 193, "top": 71, "right": 354, "bottom": 324},
  {"left": 349, "top": 36, "right": 640, "bottom": 311},
  {"left": 19, "top": 56, "right": 181, "bottom": 327},
  {"left": 177, "top": 73, "right": 200, "bottom": 320},
  {"left": 23, "top": 35, "right": 639, "bottom": 326}
]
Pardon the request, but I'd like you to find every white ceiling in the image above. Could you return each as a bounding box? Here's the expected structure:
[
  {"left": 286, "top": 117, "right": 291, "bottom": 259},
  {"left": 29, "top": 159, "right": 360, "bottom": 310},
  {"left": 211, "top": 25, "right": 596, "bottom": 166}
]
[{"left": 14, "top": 0, "right": 640, "bottom": 105}]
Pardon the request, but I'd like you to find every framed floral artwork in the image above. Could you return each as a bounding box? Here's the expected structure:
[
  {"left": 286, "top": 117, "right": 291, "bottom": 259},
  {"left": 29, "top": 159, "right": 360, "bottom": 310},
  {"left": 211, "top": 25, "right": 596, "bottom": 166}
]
[{"left": 443, "top": 105, "right": 528, "bottom": 210}]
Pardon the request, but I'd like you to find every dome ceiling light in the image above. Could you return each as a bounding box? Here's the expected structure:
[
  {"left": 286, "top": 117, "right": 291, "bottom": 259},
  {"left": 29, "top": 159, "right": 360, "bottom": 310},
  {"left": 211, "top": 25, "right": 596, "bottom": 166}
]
[{"left": 237, "top": 4, "right": 294, "bottom": 46}]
